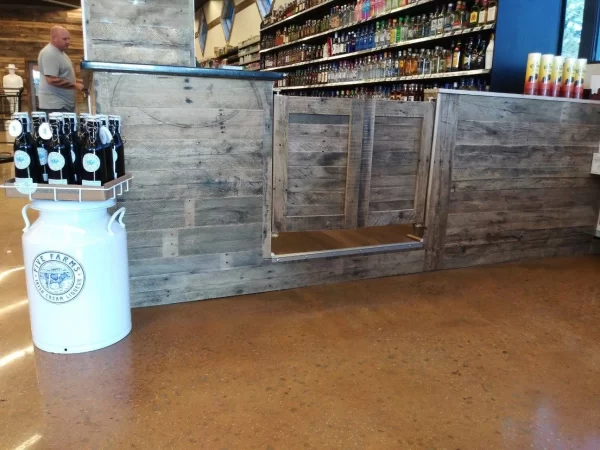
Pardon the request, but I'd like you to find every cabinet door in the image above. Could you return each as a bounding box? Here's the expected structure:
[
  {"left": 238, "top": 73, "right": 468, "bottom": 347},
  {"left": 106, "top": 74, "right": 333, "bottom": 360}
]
[
  {"left": 272, "top": 96, "right": 364, "bottom": 233},
  {"left": 357, "top": 100, "right": 434, "bottom": 228}
]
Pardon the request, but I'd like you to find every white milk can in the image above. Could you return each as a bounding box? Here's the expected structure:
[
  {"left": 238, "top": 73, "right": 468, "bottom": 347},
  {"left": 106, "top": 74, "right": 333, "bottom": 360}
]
[{"left": 21, "top": 199, "right": 132, "bottom": 353}]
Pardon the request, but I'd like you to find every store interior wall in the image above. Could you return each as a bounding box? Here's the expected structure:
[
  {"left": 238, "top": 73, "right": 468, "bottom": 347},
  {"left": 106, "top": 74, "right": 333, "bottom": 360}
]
[
  {"left": 0, "top": 4, "right": 86, "bottom": 113},
  {"left": 196, "top": 0, "right": 294, "bottom": 60}
]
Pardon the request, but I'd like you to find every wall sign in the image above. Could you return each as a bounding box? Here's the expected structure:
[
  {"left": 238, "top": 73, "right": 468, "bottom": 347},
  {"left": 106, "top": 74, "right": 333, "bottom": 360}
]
[{"left": 198, "top": 9, "right": 208, "bottom": 56}]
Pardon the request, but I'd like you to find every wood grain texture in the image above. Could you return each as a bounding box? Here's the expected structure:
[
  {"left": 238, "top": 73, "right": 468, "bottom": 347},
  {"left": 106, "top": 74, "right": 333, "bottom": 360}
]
[
  {"left": 344, "top": 99, "right": 364, "bottom": 229},
  {"left": 424, "top": 94, "right": 459, "bottom": 271},
  {"left": 414, "top": 102, "right": 435, "bottom": 225},
  {"left": 272, "top": 95, "right": 289, "bottom": 235},
  {"left": 357, "top": 99, "right": 375, "bottom": 228},
  {"left": 261, "top": 82, "right": 274, "bottom": 258},
  {"left": 84, "top": 0, "right": 195, "bottom": 66}
]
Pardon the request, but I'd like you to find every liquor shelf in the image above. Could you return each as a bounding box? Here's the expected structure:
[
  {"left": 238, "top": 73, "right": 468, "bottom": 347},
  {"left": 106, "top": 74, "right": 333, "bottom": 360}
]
[
  {"left": 263, "top": 23, "right": 494, "bottom": 72},
  {"left": 239, "top": 58, "right": 261, "bottom": 66},
  {"left": 260, "top": 0, "right": 436, "bottom": 54},
  {"left": 261, "top": 0, "right": 339, "bottom": 32},
  {"left": 274, "top": 68, "right": 490, "bottom": 90}
]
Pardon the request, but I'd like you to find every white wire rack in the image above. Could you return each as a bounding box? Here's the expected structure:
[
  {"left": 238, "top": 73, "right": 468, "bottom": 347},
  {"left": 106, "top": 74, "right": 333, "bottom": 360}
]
[{"left": 1, "top": 174, "right": 132, "bottom": 202}]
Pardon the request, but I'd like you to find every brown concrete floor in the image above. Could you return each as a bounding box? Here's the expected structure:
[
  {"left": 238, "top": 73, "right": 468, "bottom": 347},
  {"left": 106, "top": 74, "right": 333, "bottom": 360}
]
[{"left": 1, "top": 180, "right": 600, "bottom": 449}]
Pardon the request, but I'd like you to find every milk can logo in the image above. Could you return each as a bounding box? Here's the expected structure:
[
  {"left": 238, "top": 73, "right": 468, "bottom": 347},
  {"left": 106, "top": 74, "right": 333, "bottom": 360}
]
[{"left": 32, "top": 252, "right": 85, "bottom": 303}]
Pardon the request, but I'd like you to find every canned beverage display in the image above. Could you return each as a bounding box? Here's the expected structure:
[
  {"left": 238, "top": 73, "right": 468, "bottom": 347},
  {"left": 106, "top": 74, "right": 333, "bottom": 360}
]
[
  {"left": 561, "top": 58, "right": 577, "bottom": 98},
  {"left": 550, "top": 56, "right": 564, "bottom": 97},
  {"left": 573, "top": 59, "right": 587, "bottom": 99},
  {"left": 538, "top": 54, "right": 554, "bottom": 96},
  {"left": 524, "top": 53, "right": 541, "bottom": 95}
]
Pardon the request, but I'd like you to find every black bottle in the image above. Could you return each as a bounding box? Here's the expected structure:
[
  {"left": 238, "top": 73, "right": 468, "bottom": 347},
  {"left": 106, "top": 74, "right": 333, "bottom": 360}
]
[
  {"left": 12, "top": 113, "right": 43, "bottom": 184},
  {"left": 81, "top": 116, "right": 108, "bottom": 186},
  {"left": 63, "top": 113, "right": 81, "bottom": 183},
  {"left": 108, "top": 115, "right": 125, "bottom": 178},
  {"left": 31, "top": 112, "right": 50, "bottom": 183},
  {"left": 47, "top": 113, "right": 76, "bottom": 185},
  {"left": 97, "top": 114, "right": 115, "bottom": 182}
]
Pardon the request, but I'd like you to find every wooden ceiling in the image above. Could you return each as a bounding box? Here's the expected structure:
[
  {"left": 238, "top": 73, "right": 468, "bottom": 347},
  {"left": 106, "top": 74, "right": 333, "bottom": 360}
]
[{"left": 0, "top": 0, "right": 80, "bottom": 7}]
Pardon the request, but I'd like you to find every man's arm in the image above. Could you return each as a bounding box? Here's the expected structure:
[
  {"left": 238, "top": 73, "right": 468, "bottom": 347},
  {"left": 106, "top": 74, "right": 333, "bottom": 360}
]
[{"left": 45, "top": 75, "right": 85, "bottom": 92}]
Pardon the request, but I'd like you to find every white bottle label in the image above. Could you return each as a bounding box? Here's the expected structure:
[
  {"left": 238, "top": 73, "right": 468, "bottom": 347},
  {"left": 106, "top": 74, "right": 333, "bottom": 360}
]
[
  {"left": 48, "top": 179, "right": 68, "bottom": 185},
  {"left": 83, "top": 153, "right": 101, "bottom": 173},
  {"left": 14, "top": 150, "right": 31, "bottom": 170},
  {"left": 99, "top": 126, "right": 113, "bottom": 145},
  {"left": 487, "top": 6, "right": 497, "bottom": 22},
  {"left": 37, "top": 147, "right": 48, "bottom": 165},
  {"left": 39, "top": 123, "right": 52, "bottom": 140},
  {"left": 42, "top": 173, "right": 48, "bottom": 182},
  {"left": 48, "top": 152, "right": 65, "bottom": 171},
  {"left": 71, "top": 150, "right": 76, "bottom": 163},
  {"left": 82, "top": 180, "right": 102, "bottom": 187},
  {"left": 8, "top": 120, "right": 22, "bottom": 137},
  {"left": 113, "top": 148, "right": 118, "bottom": 161}
]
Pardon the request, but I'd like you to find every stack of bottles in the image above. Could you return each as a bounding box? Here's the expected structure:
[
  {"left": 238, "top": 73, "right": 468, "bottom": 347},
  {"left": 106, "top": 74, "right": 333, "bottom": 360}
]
[
  {"left": 9, "top": 112, "right": 126, "bottom": 188},
  {"left": 276, "top": 35, "right": 493, "bottom": 87},
  {"left": 524, "top": 53, "right": 588, "bottom": 99},
  {"left": 261, "top": 0, "right": 329, "bottom": 28},
  {"left": 261, "top": 0, "right": 497, "bottom": 57},
  {"left": 280, "top": 76, "right": 489, "bottom": 99}
]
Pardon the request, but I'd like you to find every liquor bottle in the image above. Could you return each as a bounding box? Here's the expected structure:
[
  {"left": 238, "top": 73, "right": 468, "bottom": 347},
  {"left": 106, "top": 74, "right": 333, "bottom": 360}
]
[
  {"left": 452, "top": 40, "right": 462, "bottom": 71},
  {"left": 444, "top": 4, "right": 454, "bottom": 32},
  {"left": 478, "top": 0, "right": 488, "bottom": 25},
  {"left": 485, "top": 33, "right": 495, "bottom": 69},
  {"left": 462, "top": 37, "right": 474, "bottom": 70},
  {"left": 108, "top": 116, "right": 125, "bottom": 179},
  {"left": 82, "top": 116, "right": 108, "bottom": 187},
  {"left": 486, "top": 0, "right": 497, "bottom": 24},
  {"left": 469, "top": 0, "right": 480, "bottom": 27},
  {"left": 31, "top": 112, "right": 50, "bottom": 183},
  {"left": 47, "top": 113, "right": 76, "bottom": 185},
  {"left": 62, "top": 112, "right": 81, "bottom": 183},
  {"left": 11, "top": 113, "right": 42, "bottom": 184},
  {"left": 436, "top": 6, "right": 445, "bottom": 35},
  {"left": 97, "top": 114, "right": 116, "bottom": 182},
  {"left": 452, "top": 2, "right": 462, "bottom": 30},
  {"left": 474, "top": 35, "right": 486, "bottom": 69}
]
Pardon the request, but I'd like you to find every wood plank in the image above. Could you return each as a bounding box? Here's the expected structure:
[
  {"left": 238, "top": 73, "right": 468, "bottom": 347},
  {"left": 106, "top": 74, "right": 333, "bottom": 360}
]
[
  {"left": 371, "top": 150, "right": 419, "bottom": 167},
  {"left": 87, "top": 22, "right": 188, "bottom": 47},
  {"left": 370, "top": 187, "right": 416, "bottom": 202},
  {"left": 367, "top": 209, "right": 416, "bottom": 226},
  {"left": 452, "top": 166, "right": 592, "bottom": 181},
  {"left": 87, "top": 42, "right": 193, "bottom": 66},
  {"left": 287, "top": 204, "right": 345, "bottom": 216},
  {"left": 449, "top": 188, "right": 600, "bottom": 214},
  {"left": 414, "top": 102, "right": 434, "bottom": 224},
  {"left": 288, "top": 166, "right": 347, "bottom": 180},
  {"left": 444, "top": 226, "right": 591, "bottom": 246},
  {"left": 358, "top": 99, "right": 375, "bottom": 228},
  {"left": 129, "top": 167, "right": 262, "bottom": 186},
  {"left": 122, "top": 181, "right": 263, "bottom": 201},
  {"left": 287, "top": 96, "right": 353, "bottom": 115},
  {"left": 288, "top": 113, "right": 349, "bottom": 125},
  {"left": 374, "top": 101, "right": 428, "bottom": 117},
  {"left": 178, "top": 224, "right": 262, "bottom": 256},
  {"left": 452, "top": 177, "right": 600, "bottom": 192},
  {"left": 288, "top": 136, "right": 348, "bottom": 153},
  {"left": 456, "top": 120, "right": 600, "bottom": 146},
  {"left": 424, "top": 94, "right": 459, "bottom": 271},
  {"left": 453, "top": 144, "right": 597, "bottom": 169},
  {"left": 288, "top": 178, "right": 346, "bottom": 192},
  {"left": 369, "top": 200, "right": 415, "bottom": 212},
  {"left": 260, "top": 82, "right": 273, "bottom": 259},
  {"left": 344, "top": 99, "right": 364, "bottom": 229},
  {"left": 371, "top": 138, "right": 421, "bottom": 152},
  {"left": 457, "top": 95, "right": 564, "bottom": 123},
  {"left": 288, "top": 123, "right": 349, "bottom": 139},
  {"left": 283, "top": 215, "right": 345, "bottom": 232},
  {"left": 126, "top": 153, "right": 263, "bottom": 172},
  {"left": 287, "top": 192, "right": 345, "bottom": 206},
  {"left": 272, "top": 95, "right": 288, "bottom": 235},
  {"left": 287, "top": 152, "right": 348, "bottom": 167},
  {"left": 560, "top": 101, "right": 600, "bottom": 125},
  {"left": 124, "top": 139, "right": 264, "bottom": 157},
  {"left": 445, "top": 235, "right": 590, "bottom": 257},
  {"left": 370, "top": 175, "right": 416, "bottom": 189},
  {"left": 370, "top": 162, "right": 418, "bottom": 177},
  {"left": 446, "top": 206, "right": 598, "bottom": 235}
]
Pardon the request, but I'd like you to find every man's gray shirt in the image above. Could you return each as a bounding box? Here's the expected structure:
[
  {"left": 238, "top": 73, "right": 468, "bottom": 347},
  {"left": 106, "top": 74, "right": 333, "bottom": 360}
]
[{"left": 38, "top": 43, "right": 76, "bottom": 110}]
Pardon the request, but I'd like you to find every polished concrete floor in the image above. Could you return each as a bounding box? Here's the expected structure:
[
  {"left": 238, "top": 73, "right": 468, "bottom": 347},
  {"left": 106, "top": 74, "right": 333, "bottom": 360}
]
[{"left": 2, "top": 185, "right": 600, "bottom": 449}]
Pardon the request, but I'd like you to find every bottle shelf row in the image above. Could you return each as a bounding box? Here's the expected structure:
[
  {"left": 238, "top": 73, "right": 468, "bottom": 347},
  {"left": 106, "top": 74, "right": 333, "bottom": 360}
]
[
  {"left": 260, "top": 0, "right": 436, "bottom": 53},
  {"left": 239, "top": 57, "right": 261, "bottom": 66},
  {"left": 261, "top": 0, "right": 339, "bottom": 32},
  {"left": 274, "top": 67, "right": 490, "bottom": 90},
  {"left": 262, "top": 23, "right": 494, "bottom": 71}
]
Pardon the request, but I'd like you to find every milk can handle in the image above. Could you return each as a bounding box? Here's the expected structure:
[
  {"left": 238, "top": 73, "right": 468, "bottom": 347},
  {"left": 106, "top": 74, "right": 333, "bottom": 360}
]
[
  {"left": 107, "top": 207, "right": 126, "bottom": 236},
  {"left": 22, "top": 204, "right": 31, "bottom": 232}
]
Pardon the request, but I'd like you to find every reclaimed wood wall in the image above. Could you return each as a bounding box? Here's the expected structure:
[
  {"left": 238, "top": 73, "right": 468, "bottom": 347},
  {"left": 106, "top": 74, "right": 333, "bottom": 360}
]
[
  {"left": 92, "top": 74, "right": 427, "bottom": 306},
  {"left": 0, "top": 5, "right": 84, "bottom": 112},
  {"left": 272, "top": 97, "right": 434, "bottom": 233},
  {"left": 82, "top": 0, "right": 196, "bottom": 66},
  {"left": 426, "top": 92, "right": 600, "bottom": 271}
]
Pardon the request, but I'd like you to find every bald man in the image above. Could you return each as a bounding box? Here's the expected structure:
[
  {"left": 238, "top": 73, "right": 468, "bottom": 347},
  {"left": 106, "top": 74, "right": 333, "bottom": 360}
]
[{"left": 37, "top": 26, "right": 85, "bottom": 113}]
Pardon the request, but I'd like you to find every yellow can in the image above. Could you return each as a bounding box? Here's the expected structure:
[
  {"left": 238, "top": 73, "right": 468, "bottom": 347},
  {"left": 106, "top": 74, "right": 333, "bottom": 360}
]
[
  {"left": 562, "top": 57, "right": 577, "bottom": 98},
  {"left": 574, "top": 59, "right": 587, "bottom": 99},
  {"left": 551, "top": 56, "right": 564, "bottom": 97},
  {"left": 538, "top": 54, "right": 554, "bottom": 96},
  {"left": 524, "top": 53, "right": 542, "bottom": 95}
]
